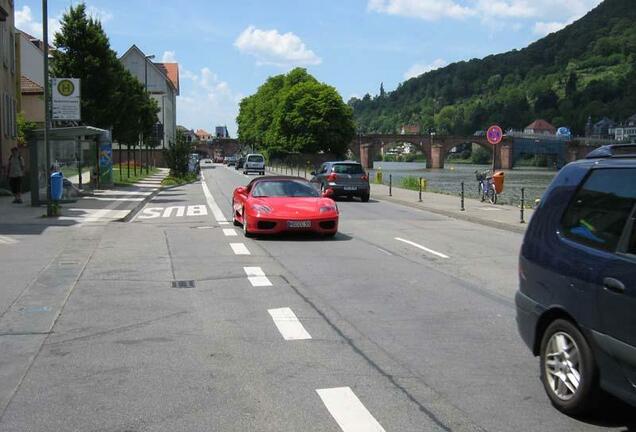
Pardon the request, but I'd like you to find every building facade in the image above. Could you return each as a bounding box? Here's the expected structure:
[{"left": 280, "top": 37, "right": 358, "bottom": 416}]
[
  {"left": 613, "top": 114, "right": 636, "bottom": 142},
  {"left": 215, "top": 125, "right": 229, "bottom": 138},
  {"left": 120, "top": 45, "right": 179, "bottom": 148},
  {"left": 17, "top": 30, "right": 45, "bottom": 126},
  {"left": 0, "top": 0, "right": 17, "bottom": 171}
]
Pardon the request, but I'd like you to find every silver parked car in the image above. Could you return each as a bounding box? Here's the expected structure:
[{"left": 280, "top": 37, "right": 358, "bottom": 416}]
[
  {"left": 310, "top": 161, "right": 370, "bottom": 202},
  {"left": 243, "top": 153, "right": 265, "bottom": 175}
]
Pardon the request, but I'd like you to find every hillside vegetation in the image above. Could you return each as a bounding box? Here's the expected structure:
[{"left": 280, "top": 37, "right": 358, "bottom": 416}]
[{"left": 351, "top": 0, "right": 636, "bottom": 136}]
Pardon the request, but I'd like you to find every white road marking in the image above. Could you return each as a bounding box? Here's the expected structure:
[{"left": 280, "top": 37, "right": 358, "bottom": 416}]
[
  {"left": 395, "top": 237, "right": 449, "bottom": 259},
  {"left": 137, "top": 205, "right": 208, "bottom": 219},
  {"left": 200, "top": 171, "right": 229, "bottom": 223},
  {"left": 0, "top": 235, "right": 18, "bottom": 245},
  {"left": 268, "top": 307, "right": 312, "bottom": 340},
  {"left": 230, "top": 243, "right": 251, "bottom": 255},
  {"left": 316, "top": 387, "right": 386, "bottom": 432},
  {"left": 244, "top": 266, "right": 272, "bottom": 287},
  {"left": 223, "top": 228, "right": 238, "bottom": 237}
]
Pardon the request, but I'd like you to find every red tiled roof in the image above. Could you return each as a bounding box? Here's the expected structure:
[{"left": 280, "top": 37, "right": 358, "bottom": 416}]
[
  {"left": 195, "top": 129, "right": 211, "bottom": 138},
  {"left": 525, "top": 119, "right": 556, "bottom": 132},
  {"left": 21, "top": 75, "right": 43, "bottom": 94},
  {"left": 155, "top": 63, "right": 179, "bottom": 95}
]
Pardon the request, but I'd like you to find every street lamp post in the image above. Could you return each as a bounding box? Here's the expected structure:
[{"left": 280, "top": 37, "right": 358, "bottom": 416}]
[
  {"left": 42, "top": 0, "right": 52, "bottom": 215},
  {"left": 144, "top": 54, "right": 155, "bottom": 175}
]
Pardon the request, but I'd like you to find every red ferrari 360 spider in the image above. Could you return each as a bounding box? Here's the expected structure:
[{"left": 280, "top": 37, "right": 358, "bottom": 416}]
[{"left": 232, "top": 176, "right": 339, "bottom": 237}]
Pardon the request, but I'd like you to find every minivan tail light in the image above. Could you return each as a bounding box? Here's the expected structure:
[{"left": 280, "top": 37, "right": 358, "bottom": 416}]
[{"left": 327, "top": 173, "right": 338, "bottom": 182}]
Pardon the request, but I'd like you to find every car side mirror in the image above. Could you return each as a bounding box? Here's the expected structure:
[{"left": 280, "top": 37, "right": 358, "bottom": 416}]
[
  {"left": 310, "top": 171, "right": 316, "bottom": 176},
  {"left": 236, "top": 187, "right": 247, "bottom": 195}
]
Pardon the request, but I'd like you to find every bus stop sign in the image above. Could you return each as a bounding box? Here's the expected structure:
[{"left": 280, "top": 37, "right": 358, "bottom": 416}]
[{"left": 487, "top": 125, "right": 503, "bottom": 145}]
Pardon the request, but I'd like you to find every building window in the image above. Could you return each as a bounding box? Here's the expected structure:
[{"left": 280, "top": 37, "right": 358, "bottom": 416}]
[
  {"left": 9, "top": 30, "right": 14, "bottom": 74},
  {"left": 11, "top": 97, "right": 16, "bottom": 138}
]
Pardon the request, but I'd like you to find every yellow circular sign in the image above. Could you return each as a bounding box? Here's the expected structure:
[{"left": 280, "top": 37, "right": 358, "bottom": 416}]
[{"left": 57, "top": 79, "right": 75, "bottom": 97}]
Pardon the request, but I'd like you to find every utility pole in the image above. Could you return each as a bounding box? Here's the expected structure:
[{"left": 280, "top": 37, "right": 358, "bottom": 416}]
[
  {"left": 43, "top": 0, "right": 53, "bottom": 215},
  {"left": 144, "top": 54, "right": 155, "bottom": 175}
]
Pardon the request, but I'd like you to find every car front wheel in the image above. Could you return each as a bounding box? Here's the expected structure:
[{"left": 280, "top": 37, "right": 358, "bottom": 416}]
[
  {"left": 539, "top": 319, "right": 600, "bottom": 415},
  {"left": 242, "top": 208, "right": 253, "bottom": 238}
]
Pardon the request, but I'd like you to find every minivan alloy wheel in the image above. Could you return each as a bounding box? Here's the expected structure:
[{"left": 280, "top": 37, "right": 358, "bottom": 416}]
[{"left": 544, "top": 332, "right": 581, "bottom": 400}]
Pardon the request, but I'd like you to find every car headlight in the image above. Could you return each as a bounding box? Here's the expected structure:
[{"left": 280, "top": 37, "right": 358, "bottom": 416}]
[
  {"left": 251, "top": 204, "right": 272, "bottom": 214},
  {"left": 320, "top": 205, "right": 338, "bottom": 214}
]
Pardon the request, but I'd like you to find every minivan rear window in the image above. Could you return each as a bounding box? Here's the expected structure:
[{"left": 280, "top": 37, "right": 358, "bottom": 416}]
[
  {"left": 561, "top": 168, "right": 636, "bottom": 252},
  {"left": 332, "top": 163, "right": 364, "bottom": 174},
  {"left": 248, "top": 155, "right": 264, "bottom": 162}
]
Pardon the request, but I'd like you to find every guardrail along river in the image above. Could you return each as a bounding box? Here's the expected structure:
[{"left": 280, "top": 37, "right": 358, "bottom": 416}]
[{"left": 370, "top": 162, "right": 557, "bottom": 206}]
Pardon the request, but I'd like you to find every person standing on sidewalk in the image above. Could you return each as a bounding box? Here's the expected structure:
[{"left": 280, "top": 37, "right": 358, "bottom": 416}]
[{"left": 7, "top": 147, "right": 25, "bottom": 204}]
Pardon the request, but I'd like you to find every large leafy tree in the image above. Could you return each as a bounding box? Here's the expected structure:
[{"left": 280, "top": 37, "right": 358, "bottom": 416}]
[
  {"left": 52, "top": 3, "right": 158, "bottom": 142},
  {"left": 237, "top": 68, "right": 355, "bottom": 158}
]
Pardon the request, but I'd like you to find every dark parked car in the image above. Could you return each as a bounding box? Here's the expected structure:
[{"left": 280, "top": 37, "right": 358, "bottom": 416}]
[
  {"left": 516, "top": 144, "right": 636, "bottom": 415},
  {"left": 235, "top": 156, "right": 245, "bottom": 170},
  {"left": 310, "top": 161, "right": 370, "bottom": 202}
]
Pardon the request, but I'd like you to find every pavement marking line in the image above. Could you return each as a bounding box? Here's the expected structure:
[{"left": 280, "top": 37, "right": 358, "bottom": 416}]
[
  {"left": 394, "top": 237, "right": 450, "bottom": 259},
  {"left": 0, "top": 235, "right": 18, "bottom": 245},
  {"left": 223, "top": 228, "right": 238, "bottom": 237},
  {"left": 316, "top": 387, "right": 386, "bottom": 432},
  {"left": 243, "top": 266, "right": 272, "bottom": 287},
  {"left": 230, "top": 243, "right": 251, "bottom": 255},
  {"left": 200, "top": 171, "right": 229, "bottom": 223},
  {"left": 82, "top": 196, "right": 145, "bottom": 202},
  {"left": 375, "top": 247, "right": 393, "bottom": 256},
  {"left": 268, "top": 307, "right": 312, "bottom": 340}
]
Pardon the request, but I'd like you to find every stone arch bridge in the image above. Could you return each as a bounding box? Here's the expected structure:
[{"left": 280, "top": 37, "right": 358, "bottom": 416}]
[{"left": 351, "top": 134, "right": 594, "bottom": 170}]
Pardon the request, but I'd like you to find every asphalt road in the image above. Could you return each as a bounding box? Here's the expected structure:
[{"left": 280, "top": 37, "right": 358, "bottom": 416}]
[{"left": 0, "top": 164, "right": 633, "bottom": 431}]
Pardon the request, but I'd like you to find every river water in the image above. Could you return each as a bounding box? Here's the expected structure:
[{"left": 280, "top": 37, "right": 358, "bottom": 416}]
[{"left": 370, "top": 162, "right": 557, "bottom": 206}]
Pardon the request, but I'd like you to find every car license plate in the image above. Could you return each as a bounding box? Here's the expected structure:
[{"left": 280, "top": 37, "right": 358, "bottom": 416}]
[
  {"left": 287, "top": 220, "right": 311, "bottom": 228},
  {"left": 344, "top": 186, "right": 357, "bottom": 191}
]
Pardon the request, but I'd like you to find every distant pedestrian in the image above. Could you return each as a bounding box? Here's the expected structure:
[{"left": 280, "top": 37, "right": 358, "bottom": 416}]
[{"left": 7, "top": 147, "right": 25, "bottom": 204}]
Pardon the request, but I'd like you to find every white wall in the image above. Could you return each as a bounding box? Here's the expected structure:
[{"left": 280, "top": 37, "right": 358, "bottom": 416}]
[
  {"left": 121, "top": 47, "right": 177, "bottom": 147},
  {"left": 19, "top": 32, "right": 43, "bottom": 86}
]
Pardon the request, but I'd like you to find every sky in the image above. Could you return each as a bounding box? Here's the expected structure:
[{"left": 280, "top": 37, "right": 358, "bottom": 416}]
[{"left": 15, "top": 0, "right": 604, "bottom": 136}]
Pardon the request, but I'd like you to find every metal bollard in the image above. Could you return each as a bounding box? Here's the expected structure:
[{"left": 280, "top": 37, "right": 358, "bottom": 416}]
[
  {"left": 419, "top": 177, "right": 423, "bottom": 202},
  {"left": 461, "top": 182, "right": 465, "bottom": 211},
  {"left": 520, "top": 187, "right": 526, "bottom": 224},
  {"left": 389, "top": 174, "right": 392, "bottom": 196}
]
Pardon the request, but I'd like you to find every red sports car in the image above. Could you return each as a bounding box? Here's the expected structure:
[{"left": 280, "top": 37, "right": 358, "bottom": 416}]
[{"left": 232, "top": 176, "right": 339, "bottom": 237}]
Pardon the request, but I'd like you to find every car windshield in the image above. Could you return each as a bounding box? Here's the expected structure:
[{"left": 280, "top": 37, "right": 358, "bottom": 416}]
[
  {"left": 332, "top": 164, "right": 364, "bottom": 174},
  {"left": 248, "top": 155, "right": 264, "bottom": 162},
  {"left": 251, "top": 180, "right": 320, "bottom": 197}
]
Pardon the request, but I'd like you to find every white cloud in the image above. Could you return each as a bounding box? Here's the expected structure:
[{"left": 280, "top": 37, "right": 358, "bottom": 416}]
[
  {"left": 367, "top": 0, "right": 475, "bottom": 20},
  {"left": 404, "top": 58, "right": 447, "bottom": 79},
  {"left": 177, "top": 64, "right": 242, "bottom": 136},
  {"left": 234, "top": 26, "right": 321, "bottom": 66},
  {"left": 86, "top": 6, "right": 113, "bottom": 23},
  {"left": 15, "top": 4, "right": 112, "bottom": 41},
  {"left": 161, "top": 50, "right": 177, "bottom": 63},
  {"left": 15, "top": 5, "right": 61, "bottom": 40},
  {"left": 367, "top": 0, "right": 603, "bottom": 32}
]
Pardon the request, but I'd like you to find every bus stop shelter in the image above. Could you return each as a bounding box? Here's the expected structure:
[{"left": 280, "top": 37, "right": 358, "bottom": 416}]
[{"left": 28, "top": 126, "right": 113, "bottom": 206}]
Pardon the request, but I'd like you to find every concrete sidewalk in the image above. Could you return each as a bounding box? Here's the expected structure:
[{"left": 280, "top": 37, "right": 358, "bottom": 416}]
[
  {"left": 0, "top": 168, "right": 169, "bottom": 229},
  {"left": 267, "top": 165, "right": 532, "bottom": 233}
]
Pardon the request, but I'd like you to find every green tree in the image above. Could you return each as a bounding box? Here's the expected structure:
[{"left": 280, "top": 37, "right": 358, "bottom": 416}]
[
  {"left": 236, "top": 68, "right": 355, "bottom": 158},
  {"left": 52, "top": 3, "right": 158, "bottom": 142},
  {"left": 164, "top": 129, "right": 191, "bottom": 177}
]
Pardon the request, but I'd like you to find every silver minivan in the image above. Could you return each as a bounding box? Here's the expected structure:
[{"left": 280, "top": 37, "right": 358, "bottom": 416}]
[{"left": 244, "top": 154, "right": 266, "bottom": 175}]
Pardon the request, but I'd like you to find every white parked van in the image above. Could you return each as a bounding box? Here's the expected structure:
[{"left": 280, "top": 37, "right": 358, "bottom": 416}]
[{"left": 244, "top": 154, "right": 266, "bottom": 175}]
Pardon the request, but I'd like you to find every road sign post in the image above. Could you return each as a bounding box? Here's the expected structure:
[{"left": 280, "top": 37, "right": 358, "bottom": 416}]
[{"left": 487, "top": 125, "right": 503, "bottom": 172}]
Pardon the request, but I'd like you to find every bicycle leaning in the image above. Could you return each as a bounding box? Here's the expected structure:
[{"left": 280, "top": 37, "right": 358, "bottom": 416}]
[{"left": 475, "top": 170, "right": 498, "bottom": 204}]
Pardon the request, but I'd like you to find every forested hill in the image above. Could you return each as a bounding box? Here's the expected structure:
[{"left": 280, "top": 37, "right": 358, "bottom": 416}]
[{"left": 350, "top": 0, "right": 636, "bottom": 136}]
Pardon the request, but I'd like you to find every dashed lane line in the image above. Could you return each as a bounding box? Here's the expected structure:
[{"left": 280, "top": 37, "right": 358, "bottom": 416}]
[
  {"left": 223, "top": 228, "right": 238, "bottom": 237},
  {"left": 230, "top": 243, "right": 251, "bottom": 255},
  {"left": 316, "top": 387, "right": 386, "bottom": 432},
  {"left": 243, "top": 266, "right": 272, "bottom": 287},
  {"left": 394, "top": 237, "right": 449, "bottom": 259},
  {"left": 200, "top": 171, "right": 230, "bottom": 224},
  {"left": 267, "top": 307, "right": 312, "bottom": 340}
]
